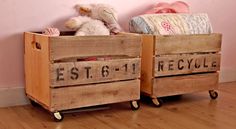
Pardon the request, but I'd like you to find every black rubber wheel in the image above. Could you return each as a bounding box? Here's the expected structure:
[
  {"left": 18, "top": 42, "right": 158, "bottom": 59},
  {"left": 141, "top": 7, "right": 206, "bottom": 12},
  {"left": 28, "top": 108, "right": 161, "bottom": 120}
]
[
  {"left": 53, "top": 112, "right": 64, "bottom": 122},
  {"left": 30, "top": 100, "right": 39, "bottom": 107},
  {"left": 209, "top": 90, "right": 218, "bottom": 99},
  {"left": 152, "top": 98, "right": 163, "bottom": 107},
  {"left": 130, "top": 100, "right": 140, "bottom": 111}
]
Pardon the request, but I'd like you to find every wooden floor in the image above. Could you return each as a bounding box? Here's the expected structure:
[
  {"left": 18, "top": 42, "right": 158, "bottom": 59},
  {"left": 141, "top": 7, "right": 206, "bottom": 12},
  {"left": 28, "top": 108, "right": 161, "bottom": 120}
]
[{"left": 1, "top": 82, "right": 236, "bottom": 129}]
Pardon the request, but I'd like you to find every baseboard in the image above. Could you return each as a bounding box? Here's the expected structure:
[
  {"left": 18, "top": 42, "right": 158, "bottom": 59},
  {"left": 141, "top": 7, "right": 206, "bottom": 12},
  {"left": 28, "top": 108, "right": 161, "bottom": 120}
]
[
  {"left": 219, "top": 68, "right": 236, "bottom": 83},
  {"left": 0, "top": 87, "right": 29, "bottom": 107}
]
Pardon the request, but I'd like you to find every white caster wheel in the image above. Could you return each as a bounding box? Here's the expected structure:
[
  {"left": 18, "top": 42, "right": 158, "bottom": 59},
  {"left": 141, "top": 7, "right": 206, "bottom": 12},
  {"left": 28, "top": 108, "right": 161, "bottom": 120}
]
[
  {"left": 53, "top": 111, "right": 64, "bottom": 122},
  {"left": 130, "top": 100, "right": 140, "bottom": 110},
  {"left": 152, "top": 98, "right": 162, "bottom": 107}
]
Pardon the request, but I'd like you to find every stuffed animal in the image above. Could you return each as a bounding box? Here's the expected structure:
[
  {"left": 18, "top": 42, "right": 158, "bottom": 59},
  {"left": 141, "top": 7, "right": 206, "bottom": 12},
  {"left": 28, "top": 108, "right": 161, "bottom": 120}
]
[
  {"left": 75, "top": 4, "right": 122, "bottom": 34},
  {"left": 43, "top": 27, "right": 60, "bottom": 36},
  {"left": 145, "top": 1, "right": 189, "bottom": 14},
  {"left": 65, "top": 15, "right": 110, "bottom": 36}
]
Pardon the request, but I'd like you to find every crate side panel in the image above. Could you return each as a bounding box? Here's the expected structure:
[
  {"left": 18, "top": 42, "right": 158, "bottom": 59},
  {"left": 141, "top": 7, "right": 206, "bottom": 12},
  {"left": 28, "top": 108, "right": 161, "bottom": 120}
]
[
  {"left": 154, "top": 53, "right": 221, "bottom": 77},
  {"left": 50, "top": 79, "right": 140, "bottom": 111},
  {"left": 140, "top": 35, "right": 155, "bottom": 95},
  {"left": 50, "top": 58, "right": 140, "bottom": 87},
  {"left": 153, "top": 72, "right": 219, "bottom": 97},
  {"left": 24, "top": 32, "right": 51, "bottom": 107},
  {"left": 24, "top": 32, "right": 34, "bottom": 96},
  {"left": 155, "top": 33, "right": 222, "bottom": 55}
]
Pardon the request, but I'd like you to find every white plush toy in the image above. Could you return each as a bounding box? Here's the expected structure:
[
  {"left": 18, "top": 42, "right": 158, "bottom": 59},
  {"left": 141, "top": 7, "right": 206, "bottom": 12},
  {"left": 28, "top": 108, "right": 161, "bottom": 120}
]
[
  {"left": 75, "top": 4, "right": 122, "bottom": 34},
  {"left": 65, "top": 15, "right": 110, "bottom": 36}
]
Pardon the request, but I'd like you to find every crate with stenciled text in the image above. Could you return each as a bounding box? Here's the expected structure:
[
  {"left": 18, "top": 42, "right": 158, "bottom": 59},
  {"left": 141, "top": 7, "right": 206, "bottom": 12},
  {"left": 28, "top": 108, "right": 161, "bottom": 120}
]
[
  {"left": 141, "top": 34, "right": 222, "bottom": 107},
  {"left": 24, "top": 32, "right": 141, "bottom": 121}
]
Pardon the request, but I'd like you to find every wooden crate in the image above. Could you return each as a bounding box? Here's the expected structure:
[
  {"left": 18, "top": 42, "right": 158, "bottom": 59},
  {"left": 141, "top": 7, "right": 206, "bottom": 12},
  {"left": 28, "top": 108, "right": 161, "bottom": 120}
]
[
  {"left": 141, "top": 33, "right": 222, "bottom": 106},
  {"left": 24, "top": 32, "right": 141, "bottom": 121}
]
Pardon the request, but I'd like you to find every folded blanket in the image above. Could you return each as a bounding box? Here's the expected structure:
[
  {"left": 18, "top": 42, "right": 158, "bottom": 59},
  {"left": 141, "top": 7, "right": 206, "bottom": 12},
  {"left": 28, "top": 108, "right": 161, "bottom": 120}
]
[{"left": 129, "top": 13, "right": 213, "bottom": 35}]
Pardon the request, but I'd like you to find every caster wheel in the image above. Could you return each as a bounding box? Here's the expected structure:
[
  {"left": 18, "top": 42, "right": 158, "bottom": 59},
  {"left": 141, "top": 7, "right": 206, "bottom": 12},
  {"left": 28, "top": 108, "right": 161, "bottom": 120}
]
[
  {"left": 130, "top": 100, "right": 140, "bottom": 110},
  {"left": 53, "top": 112, "right": 64, "bottom": 122},
  {"left": 152, "top": 98, "right": 162, "bottom": 107},
  {"left": 209, "top": 90, "right": 218, "bottom": 99},
  {"left": 30, "top": 100, "right": 39, "bottom": 107}
]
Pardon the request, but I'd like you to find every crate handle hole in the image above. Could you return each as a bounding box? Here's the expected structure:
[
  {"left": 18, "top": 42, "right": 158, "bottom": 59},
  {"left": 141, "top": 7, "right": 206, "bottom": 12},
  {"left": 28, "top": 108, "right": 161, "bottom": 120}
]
[
  {"left": 32, "top": 41, "right": 42, "bottom": 50},
  {"left": 35, "top": 42, "right": 41, "bottom": 50}
]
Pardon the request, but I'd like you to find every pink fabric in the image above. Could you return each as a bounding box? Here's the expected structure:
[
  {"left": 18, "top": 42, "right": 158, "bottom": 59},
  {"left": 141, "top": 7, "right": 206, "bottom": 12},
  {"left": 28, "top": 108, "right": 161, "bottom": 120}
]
[
  {"left": 43, "top": 27, "right": 60, "bottom": 36},
  {"left": 145, "top": 1, "right": 189, "bottom": 14}
]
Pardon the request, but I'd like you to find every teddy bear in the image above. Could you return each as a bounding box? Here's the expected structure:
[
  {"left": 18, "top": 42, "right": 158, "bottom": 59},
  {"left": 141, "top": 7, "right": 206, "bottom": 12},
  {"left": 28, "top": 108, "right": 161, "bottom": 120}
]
[
  {"left": 75, "top": 4, "right": 122, "bottom": 34},
  {"left": 65, "top": 15, "right": 110, "bottom": 36}
]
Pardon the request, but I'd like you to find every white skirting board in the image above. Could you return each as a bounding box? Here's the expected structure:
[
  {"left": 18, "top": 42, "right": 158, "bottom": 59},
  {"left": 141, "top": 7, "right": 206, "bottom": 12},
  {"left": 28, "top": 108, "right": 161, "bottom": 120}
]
[
  {"left": 0, "top": 68, "right": 236, "bottom": 107},
  {"left": 0, "top": 87, "right": 29, "bottom": 107},
  {"left": 219, "top": 68, "right": 236, "bottom": 83}
]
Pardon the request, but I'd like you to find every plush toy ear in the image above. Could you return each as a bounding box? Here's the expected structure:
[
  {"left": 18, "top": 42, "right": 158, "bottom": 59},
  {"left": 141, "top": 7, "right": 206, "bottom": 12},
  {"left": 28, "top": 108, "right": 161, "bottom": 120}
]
[
  {"left": 170, "top": 1, "right": 189, "bottom": 13},
  {"left": 145, "top": 1, "right": 189, "bottom": 14},
  {"left": 75, "top": 4, "right": 92, "bottom": 15},
  {"left": 145, "top": 2, "right": 174, "bottom": 14}
]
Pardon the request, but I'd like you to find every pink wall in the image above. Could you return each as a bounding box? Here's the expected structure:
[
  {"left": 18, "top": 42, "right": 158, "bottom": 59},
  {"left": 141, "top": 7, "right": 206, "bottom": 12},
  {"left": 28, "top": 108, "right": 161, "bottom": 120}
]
[{"left": 0, "top": 0, "right": 235, "bottom": 88}]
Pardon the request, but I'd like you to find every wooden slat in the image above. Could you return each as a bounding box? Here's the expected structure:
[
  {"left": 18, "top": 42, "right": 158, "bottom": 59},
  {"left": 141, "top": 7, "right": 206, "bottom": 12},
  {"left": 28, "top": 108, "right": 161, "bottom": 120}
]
[
  {"left": 49, "top": 34, "right": 141, "bottom": 61},
  {"left": 155, "top": 33, "right": 222, "bottom": 55},
  {"left": 50, "top": 79, "right": 140, "bottom": 111},
  {"left": 154, "top": 53, "right": 221, "bottom": 77},
  {"left": 24, "top": 32, "right": 50, "bottom": 107},
  {"left": 118, "top": 32, "right": 140, "bottom": 36},
  {"left": 50, "top": 58, "right": 140, "bottom": 87},
  {"left": 140, "top": 35, "right": 155, "bottom": 95},
  {"left": 153, "top": 73, "right": 219, "bottom": 97}
]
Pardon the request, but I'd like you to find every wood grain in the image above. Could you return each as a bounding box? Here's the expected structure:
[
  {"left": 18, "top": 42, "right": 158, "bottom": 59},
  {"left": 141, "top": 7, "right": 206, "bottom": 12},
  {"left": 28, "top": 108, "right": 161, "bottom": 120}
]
[
  {"left": 153, "top": 72, "right": 219, "bottom": 97},
  {"left": 24, "top": 32, "right": 51, "bottom": 107},
  {"left": 155, "top": 33, "right": 222, "bottom": 55},
  {"left": 24, "top": 32, "right": 142, "bottom": 112},
  {"left": 140, "top": 34, "right": 155, "bottom": 95},
  {"left": 154, "top": 53, "right": 221, "bottom": 77},
  {"left": 50, "top": 58, "right": 140, "bottom": 87},
  {"left": 50, "top": 79, "right": 140, "bottom": 111},
  {"left": 1, "top": 82, "right": 236, "bottom": 129},
  {"left": 140, "top": 33, "right": 222, "bottom": 99},
  {"left": 49, "top": 34, "right": 141, "bottom": 61}
]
